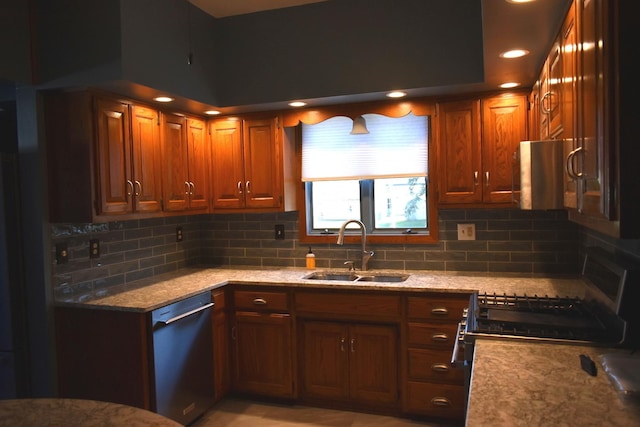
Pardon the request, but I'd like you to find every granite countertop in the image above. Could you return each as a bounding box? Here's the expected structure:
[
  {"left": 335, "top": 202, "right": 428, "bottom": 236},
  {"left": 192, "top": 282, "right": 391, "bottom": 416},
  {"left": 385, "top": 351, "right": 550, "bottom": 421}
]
[
  {"left": 55, "top": 267, "right": 587, "bottom": 312},
  {"left": 466, "top": 339, "right": 640, "bottom": 426},
  {"left": 0, "top": 398, "right": 182, "bottom": 427}
]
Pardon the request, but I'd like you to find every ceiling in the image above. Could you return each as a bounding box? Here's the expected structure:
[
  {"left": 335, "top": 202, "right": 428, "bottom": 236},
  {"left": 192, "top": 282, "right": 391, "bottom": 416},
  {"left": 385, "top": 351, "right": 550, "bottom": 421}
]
[
  {"left": 188, "top": 0, "right": 328, "bottom": 18},
  {"left": 185, "top": 0, "right": 570, "bottom": 110}
]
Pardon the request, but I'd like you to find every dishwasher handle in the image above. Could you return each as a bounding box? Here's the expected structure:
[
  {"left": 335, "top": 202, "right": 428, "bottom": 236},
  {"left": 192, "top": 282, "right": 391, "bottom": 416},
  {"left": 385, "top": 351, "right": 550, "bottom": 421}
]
[{"left": 157, "top": 302, "right": 214, "bottom": 326}]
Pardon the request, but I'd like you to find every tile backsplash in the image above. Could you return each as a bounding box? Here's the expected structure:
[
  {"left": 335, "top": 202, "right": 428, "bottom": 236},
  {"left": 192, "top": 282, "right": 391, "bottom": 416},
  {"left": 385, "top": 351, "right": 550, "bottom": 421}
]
[{"left": 51, "top": 208, "right": 585, "bottom": 302}]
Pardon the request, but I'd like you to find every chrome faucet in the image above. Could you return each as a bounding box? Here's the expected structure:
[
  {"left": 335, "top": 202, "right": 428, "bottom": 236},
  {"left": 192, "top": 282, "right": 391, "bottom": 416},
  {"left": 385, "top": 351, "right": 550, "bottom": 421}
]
[{"left": 336, "top": 219, "right": 374, "bottom": 271}]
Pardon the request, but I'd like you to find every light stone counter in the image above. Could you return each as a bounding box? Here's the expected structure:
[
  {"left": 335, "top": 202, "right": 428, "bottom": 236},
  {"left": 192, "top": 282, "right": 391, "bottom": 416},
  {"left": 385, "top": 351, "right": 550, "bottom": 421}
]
[
  {"left": 0, "top": 398, "right": 182, "bottom": 427},
  {"left": 466, "top": 339, "right": 640, "bottom": 426},
  {"left": 55, "top": 267, "right": 587, "bottom": 312}
]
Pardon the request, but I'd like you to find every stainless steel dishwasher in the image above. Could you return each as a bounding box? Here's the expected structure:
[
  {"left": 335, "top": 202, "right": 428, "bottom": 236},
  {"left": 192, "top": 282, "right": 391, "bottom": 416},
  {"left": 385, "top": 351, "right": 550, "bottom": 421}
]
[{"left": 151, "top": 291, "right": 214, "bottom": 425}]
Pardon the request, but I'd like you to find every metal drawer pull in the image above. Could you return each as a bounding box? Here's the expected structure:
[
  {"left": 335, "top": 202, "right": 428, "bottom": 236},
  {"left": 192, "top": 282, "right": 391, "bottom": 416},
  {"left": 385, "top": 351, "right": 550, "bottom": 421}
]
[
  {"left": 432, "top": 333, "right": 449, "bottom": 342},
  {"left": 340, "top": 338, "right": 345, "bottom": 352},
  {"left": 252, "top": 298, "right": 267, "bottom": 305},
  {"left": 350, "top": 338, "right": 356, "bottom": 353},
  {"left": 430, "top": 397, "right": 451, "bottom": 407},
  {"left": 431, "top": 363, "right": 450, "bottom": 372},
  {"left": 431, "top": 307, "right": 448, "bottom": 315}
]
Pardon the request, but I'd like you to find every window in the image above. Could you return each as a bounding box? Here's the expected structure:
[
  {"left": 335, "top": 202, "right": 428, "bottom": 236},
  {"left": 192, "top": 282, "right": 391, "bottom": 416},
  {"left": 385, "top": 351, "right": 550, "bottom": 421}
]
[{"left": 299, "top": 111, "right": 437, "bottom": 244}]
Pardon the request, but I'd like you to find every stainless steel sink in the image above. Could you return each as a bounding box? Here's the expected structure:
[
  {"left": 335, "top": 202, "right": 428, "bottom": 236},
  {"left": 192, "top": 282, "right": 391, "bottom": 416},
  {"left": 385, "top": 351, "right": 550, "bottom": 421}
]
[{"left": 303, "top": 272, "right": 409, "bottom": 282}]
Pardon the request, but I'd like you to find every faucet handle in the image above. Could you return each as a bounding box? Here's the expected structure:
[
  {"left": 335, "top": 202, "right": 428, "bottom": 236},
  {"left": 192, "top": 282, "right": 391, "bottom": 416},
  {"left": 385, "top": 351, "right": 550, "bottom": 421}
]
[{"left": 344, "top": 260, "right": 356, "bottom": 271}]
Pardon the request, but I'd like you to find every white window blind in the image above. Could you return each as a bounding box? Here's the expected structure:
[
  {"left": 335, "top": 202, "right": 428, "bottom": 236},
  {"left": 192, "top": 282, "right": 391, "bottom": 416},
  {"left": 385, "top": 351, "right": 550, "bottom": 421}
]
[{"left": 301, "top": 113, "right": 428, "bottom": 182}]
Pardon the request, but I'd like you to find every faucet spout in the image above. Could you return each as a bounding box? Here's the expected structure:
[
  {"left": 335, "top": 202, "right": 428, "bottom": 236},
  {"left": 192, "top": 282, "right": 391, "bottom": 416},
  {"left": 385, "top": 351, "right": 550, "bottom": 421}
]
[{"left": 336, "top": 219, "right": 374, "bottom": 271}]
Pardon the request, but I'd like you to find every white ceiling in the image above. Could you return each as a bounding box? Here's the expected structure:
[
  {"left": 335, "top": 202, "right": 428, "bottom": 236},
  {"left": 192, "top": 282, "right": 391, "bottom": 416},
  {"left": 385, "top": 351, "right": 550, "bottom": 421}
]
[{"left": 188, "top": 0, "right": 327, "bottom": 18}]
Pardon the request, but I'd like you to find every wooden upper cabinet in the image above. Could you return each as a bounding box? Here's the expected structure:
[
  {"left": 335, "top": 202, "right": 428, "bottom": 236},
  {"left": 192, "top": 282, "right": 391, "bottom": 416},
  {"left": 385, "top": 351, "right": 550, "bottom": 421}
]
[
  {"left": 481, "top": 94, "right": 527, "bottom": 204},
  {"left": 539, "top": 39, "right": 563, "bottom": 139},
  {"left": 94, "top": 97, "right": 162, "bottom": 216},
  {"left": 436, "top": 99, "right": 482, "bottom": 204},
  {"left": 210, "top": 115, "right": 283, "bottom": 210},
  {"left": 130, "top": 104, "right": 163, "bottom": 213},
  {"left": 436, "top": 93, "right": 526, "bottom": 206},
  {"left": 94, "top": 97, "right": 132, "bottom": 215},
  {"left": 160, "top": 113, "right": 209, "bottom": 212}
]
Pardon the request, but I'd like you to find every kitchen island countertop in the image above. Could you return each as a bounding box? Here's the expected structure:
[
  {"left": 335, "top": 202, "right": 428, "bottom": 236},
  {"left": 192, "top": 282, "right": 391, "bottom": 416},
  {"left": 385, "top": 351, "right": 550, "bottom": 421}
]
[
  {"left": 466, "top": 339, "right": 640, "bottom": 426},
  {"left": 54, "top": 266, "right": 587, "bottom": 312}
]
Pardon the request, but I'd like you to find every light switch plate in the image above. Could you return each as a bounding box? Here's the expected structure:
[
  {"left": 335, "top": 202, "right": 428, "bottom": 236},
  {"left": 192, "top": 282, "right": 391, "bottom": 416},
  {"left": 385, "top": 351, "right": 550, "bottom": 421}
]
[{"left": 457, "top": 223, "right": 476, "bottom": 240}]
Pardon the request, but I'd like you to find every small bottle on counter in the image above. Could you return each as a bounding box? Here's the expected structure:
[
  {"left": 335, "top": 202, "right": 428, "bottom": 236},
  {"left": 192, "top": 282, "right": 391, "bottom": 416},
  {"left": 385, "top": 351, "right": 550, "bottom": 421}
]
[{"left": 306, "top": 247, "right": 316, "bottom": 269}]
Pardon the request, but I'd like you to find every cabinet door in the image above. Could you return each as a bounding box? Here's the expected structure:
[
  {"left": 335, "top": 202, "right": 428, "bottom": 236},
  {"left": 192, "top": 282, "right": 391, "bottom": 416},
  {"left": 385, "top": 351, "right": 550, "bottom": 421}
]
[
  {"left": 186, "top": 118, "right": 209, "bottom": 210},
  {"left": 94, "top": 97, "right": 132, "bottom": 214},
  {"left": 212, "top": 290, "right": 229, "bottom": 402},
  {"left": 300, "top": 321, "right": 349, "bottom": 400},
  {"left": 542, "top": 39, "right": 563, "bottom": 138},
  {"left": 436, "top": 100, "right": 482, "bottom": 204},
  {"left": 210, "top": 119, "right": 245, "bottom": 209},
  {"left": 130, "top": 104, "right": 162, "bottom": 213},
  {"left": 232, "top": 311, "right": 293, "bottom": 397},
  {"left": 481, "top": 94, "right": 527, "bottom": 204},
  {"left": 577, "top": 0, "right": 613, "bottom": 219},
  {"left": 349, "top": 324, "right": 398, "bottom": 405},
  {"left": 561, "top": 1, "right": 579, "bottom": 209},
  {"left": 161, "top": 113, "right": 190, "bottom": 211},
  {"left": 243, "top": 117, "right": 282, "bottom": 209}
]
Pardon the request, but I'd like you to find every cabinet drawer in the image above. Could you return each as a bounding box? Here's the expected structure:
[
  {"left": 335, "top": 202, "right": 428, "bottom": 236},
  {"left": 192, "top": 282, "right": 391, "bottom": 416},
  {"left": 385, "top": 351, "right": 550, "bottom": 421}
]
[
  {"left": 407, "top": 322, "right": 458, "bottom": 348},
  {"left": 295, "top": 292, "right": 401, "bottom": 318},
  {"left": 234, "top": 290, "right": 289, "bottom": 312},
  {"left": 405, "top": 381, "right": 465, "bottom": 419},
  {"left": 407, "top": 348, "right": 464, "bottom": 383},
  {"left": 407, "top": 295, "right": 469, "bottom": 321}
]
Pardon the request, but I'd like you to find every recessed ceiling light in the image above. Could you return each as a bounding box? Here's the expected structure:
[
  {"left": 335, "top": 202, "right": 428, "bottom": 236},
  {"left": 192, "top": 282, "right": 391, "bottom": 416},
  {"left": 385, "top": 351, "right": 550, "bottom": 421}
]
[
  {"left": 386, "top": 91, "right": 407, "bottom": 98},
  {"left": 500, "top": 82, "right": 520, "bottom": 88},
  {"left": 154, "top": 96, "right": 174, "bottom": 103},
  {"left": 288, "top": 101, "right": 307, "bottom": 107},
  {"left": 205, "top": 110, "right": 221, "bottom": 115},
  {"left": 506, "top": 0, "right": 535, "bottom": 4},
  {"left": 500, "top": 49, "right": 530, "bottom": 59}
]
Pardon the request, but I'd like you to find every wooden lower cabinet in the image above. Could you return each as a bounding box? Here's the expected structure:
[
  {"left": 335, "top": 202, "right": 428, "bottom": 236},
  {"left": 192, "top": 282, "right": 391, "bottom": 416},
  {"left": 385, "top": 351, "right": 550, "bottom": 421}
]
[
  {"left": 300, "top": 320, "right": 398, "bottom": 408},
  {"left": 402, "top": 293, "right": 470, "bottom": 421},
  {"left": 231, "top": 286, "right": 295, "bottom": 399}
]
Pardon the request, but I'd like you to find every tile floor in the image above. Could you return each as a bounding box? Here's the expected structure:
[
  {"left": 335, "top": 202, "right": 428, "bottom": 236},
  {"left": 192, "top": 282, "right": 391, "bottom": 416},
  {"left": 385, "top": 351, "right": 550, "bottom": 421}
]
[{"left": 192, "top": 398, "right": 452, "bottom": 427}]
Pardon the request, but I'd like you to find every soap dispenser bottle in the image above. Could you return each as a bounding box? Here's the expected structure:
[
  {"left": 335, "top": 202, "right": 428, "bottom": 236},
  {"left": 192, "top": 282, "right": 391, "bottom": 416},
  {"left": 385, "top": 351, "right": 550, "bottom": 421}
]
[{"left": 306, "top": 247, "right": 316, "bottom": 269}]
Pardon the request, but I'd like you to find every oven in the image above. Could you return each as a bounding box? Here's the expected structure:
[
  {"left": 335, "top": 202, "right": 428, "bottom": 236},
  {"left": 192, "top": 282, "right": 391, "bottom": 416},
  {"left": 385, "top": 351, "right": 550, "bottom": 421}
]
[{"left": 452, "top": 246, "right": 640, "bottom": 409}]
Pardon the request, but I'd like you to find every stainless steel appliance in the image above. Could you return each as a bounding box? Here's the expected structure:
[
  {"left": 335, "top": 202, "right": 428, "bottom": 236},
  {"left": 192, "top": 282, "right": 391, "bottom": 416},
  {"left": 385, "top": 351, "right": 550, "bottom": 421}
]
[
  {"left": 519, "top": 140, "right": 564, "bottom": 210},
  {"left": 452, "top": 247, "right": 640, "bottom": 409},
  {"left": 151, "top": 292, "right": 215, "bottom": 425}
]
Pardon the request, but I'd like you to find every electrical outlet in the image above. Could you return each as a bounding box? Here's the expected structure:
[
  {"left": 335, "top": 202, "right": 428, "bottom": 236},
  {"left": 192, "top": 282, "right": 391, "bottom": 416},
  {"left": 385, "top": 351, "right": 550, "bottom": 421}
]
[
  {"left": 176, "top": 226, "right": 184, "bottom": 242},
  {"left": 457, "top": 223, "right": 476, "bottom": 240},
  {"left": 56, "top": 243, "right": 69, "bottom": 264},
  {"left": 89, "top": 239, "right": 100, "bottom": 258},
  {"left": 275, "top": 224, "right": 285, "bottom": 240}
]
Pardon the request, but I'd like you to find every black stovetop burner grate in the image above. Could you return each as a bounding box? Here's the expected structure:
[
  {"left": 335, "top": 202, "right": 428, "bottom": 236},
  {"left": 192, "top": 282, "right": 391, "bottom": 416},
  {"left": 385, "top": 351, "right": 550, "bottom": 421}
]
[{"left": 471, "top": 292, "right": 611, "bottom": 342}]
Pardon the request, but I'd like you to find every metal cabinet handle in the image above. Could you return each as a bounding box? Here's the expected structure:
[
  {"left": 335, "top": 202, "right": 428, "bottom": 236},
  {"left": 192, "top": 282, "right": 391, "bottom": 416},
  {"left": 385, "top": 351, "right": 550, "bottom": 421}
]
[
  {"left": 185, "top": 181, "right": 190, "bottom": 195},
  {"left": 340, "top": 338, "right": 345, "bottom": 352},
  {"left": 451, "top": 321, "right": 464, "bottom": 367},
  {"left": 430, "top": 397, "right": 452, "bottom": 407},
  {"left": 540, "top": 91, "right": 554, "bottom": 114},
  {"left": 566, "top": 146, "right": 583, "bottom": 179},
  {"left": 246, "top": 181, "right": 251, "bottom": 194},
  {"left": 127, "top": 180, "right": 134, "bottom": 196},
  {"left": 485, "top": 171, "right": 490, "bottom": 186},
  {"left": 134, "top": 180, "right": 141, "bottom": 196},
  {"left": 237, "top": 181, "right": 243, "bottom": 194},
  {"left": 252, "top": 298, "right": 267, "bottom": 305},
  {"left": 431, "top": 363, "right": 450, "bottom": 372},
  {"left": 473, "top": 171, "right": 479, "bottom": 187},
  {"left": 189, "top": 181, "right": 195, "bottom": 195},
  {"left": 431, "top": 307, "right": 448, "bottom": 316},
  {"left": 431, "top": 333, "right": 449, "bottom": 342},
  {"left": 350, "top": 338, "right": 355, "bottom": 353}
]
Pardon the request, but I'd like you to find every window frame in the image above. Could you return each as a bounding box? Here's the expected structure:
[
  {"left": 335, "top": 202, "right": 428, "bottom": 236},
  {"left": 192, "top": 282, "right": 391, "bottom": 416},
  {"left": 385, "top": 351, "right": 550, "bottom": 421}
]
[{"left": 288, "top": 99, "right": 439, "bottom": 245}]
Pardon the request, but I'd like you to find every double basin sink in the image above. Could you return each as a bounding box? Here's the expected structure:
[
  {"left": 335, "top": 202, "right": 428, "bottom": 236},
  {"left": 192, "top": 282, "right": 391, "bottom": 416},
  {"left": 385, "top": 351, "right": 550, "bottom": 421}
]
[{"left": 304, "top": 271, "right": 409, "bottom": 283}]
